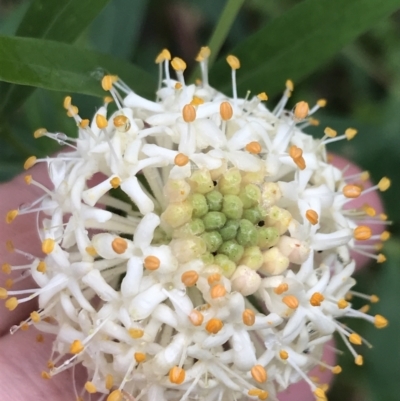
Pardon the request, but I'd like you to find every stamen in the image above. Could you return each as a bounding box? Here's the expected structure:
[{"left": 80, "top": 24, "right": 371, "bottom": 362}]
[
  {"left": 84, "top": 381, "right": 97, "bottom": 394},
  {"left": 250, "top": 365, "right": 267, "bottom": 383},
  {"left": 134, "top": 352, "right": 146, "bottom": 363},
  {"left": 111, "top": 237, "right": 128, "bottom": 254},
  {"left": 293, "top": 101, "right": 309, "bottom": 120},
  {"left": 174, "top": 153, "right": 189, "bottom": 166},
  {"left": 205, "top": 318, "right": 224, "bottom": 334},
  {"left": 345, "top": 128, "right": 358, "bottom": 140},
  {"left": 305, "top": 210, "right": 319, "bottom": 225},
  {"left": 42, "top": 238, "right": 55, "bottom": 254},
  {"left": 33, "top": 128, "right": 48, "bottom": 138},
  {"left": 220, "top": 101, "right": 233, "bottom": 121},
  {"left": 324, "top": 127, "right": 337, "bottom": 138},
  {"left": 169, "top": 366, "right": 186, "bottom": 384},
  {"left": 24, "top": 156, "right": 37, "bottom": 170},
  {"left": 210, "top": 284, "right": 226, "bottom": 299},
  {"left": 101, "top": 75, "right": 118, "bottom": 91},
  {"left": 245, "top": 142, "right": 262, "bottom": 154},
  {"left": 189, "top": 310, "right": 204, "bottom": 326},
  {"left": 257, "top": 92, "right": 268, "bottom": 101},
  {"left": 279, "top": 350, "right": 289, "bottom": 360},
  {"left": 70, "top": 340, "right": 84, "bottom": 354},
  {"left": 353, "top": 226, "right": 372, "bottom": 240},
  {"left": 143, "top": 256, "right": 160, "bottom": 271},
  {"left": 96, "top": 114, "right": 108, "bottom": 129},
  {"left": 107, "top": 389, "right": 122, "bottom": 401},
  {"left": 310, "top": 292, "right": 324, "bottom": 306},
  {"left": 181, "top": 271, "right": 199, "bottom": 287},
  {"left": 128, "top": 328, "right": 144, "bottom": 339},
  {"left": 5, "top": 209, "right": 18, "bottom": 224},
  {"left": 274, "top": 283, "right": 289, "bottom": 295},
  {"left": 242, "top": 309, "right": 256, "bottom": 326},
  {"left": 282, "top": 295, "right": 299, "bottom": 309},
  {"left": 182, "top": 104, "right": 196, "bottom": 123},
  {"left": 226, "top": 55, "right": 240, "bottom": 101}
]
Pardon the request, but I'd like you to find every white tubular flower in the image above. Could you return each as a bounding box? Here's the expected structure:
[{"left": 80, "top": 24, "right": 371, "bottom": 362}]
[{"left": 3, "top": 47, "right": 389, "bottom": 401}]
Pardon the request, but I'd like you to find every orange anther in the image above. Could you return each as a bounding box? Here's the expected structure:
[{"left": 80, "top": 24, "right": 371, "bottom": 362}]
[
  {"left": 343, "top": 184, "right": 362, "bottom": 198},
  {"left": 354, "top": 226, "right": 372, "bottom": 241},
  {"left": 174, "top": 153, "right": 190, "bottom": 166},
  {"left": 70, "top": 340, "right": 84, "bottom": 354},
  {"left": 251, "top": 365, "right": 267, "bottom": 383},
  {"left": 242, "top": 309, "right": 256, "bottom": 326},
  {"left": 96, "top": 114, "right": 108, "bottom": 129},
  {"left": 205, "top": 318, "right": 224, "bottom": 334},
  {"left": 128, "top": 328, "right": 144, "bottom": 339},
  {"left": 274, "top": 283, "right": 289, "bottom": 295},
  {"left": 310, "top": 292, "right": 324, "bottom": 307},
  {"left": 207, "top": 273, "right": 221, "bottom": 285},
  {"left": 226, "top": 55, "right": 240, "bottom": 69},
  {"left": 110, "top": 177, "right": 121, "bottom": 189},
  {"left": 181, "top": 271, "right": 199, "bottom": 287},
  {"left": 210, "top": 283, "right": 226, "bottom": 299},
  {"left": 305, "top": 209, "right": 319, "bottom": 225},
  {"left": 134, "top": 352, "right": 146, "bottom": 363},
  {"left": 111, "top": 237, "right": 128, "bottom": 254},
  {"left": 24, "top": 156, "right": 37, "bottom": 170},
  {"left": 182, "top": 104, "right": 196, "bottom": 123},
  {"left": 188, "top": 310, "right": 204, "bottom": 326},
  {"left": 245, "top": 141, "right": 262, "bottom": 154},
  {"left": 220, "top": 101, "right": 233, "bottom": 120},
  {"left": 42, "top": 238, "right": 55, "bottom": 254},
  {"left": 169, "top": 366, "right": 185, "bottom": 384},
  {"left": 294, "top": 101, "right": 309, "bottom": 119},
  {"left": 282, "top": 295, "right": 299, "bottom": 309},
  {"left": 144, "top": 255, "right": 160, "bottom": 270}
]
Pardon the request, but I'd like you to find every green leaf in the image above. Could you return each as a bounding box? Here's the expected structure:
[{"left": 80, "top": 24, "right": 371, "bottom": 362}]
[
  {"left": 209, "top": 0, "right": 400, "bottom": 97},
  {"left": 0, "top": 0, "right": 112, "bottom": 115},
  {"left": 0, "top": 35, "right": 156, "bottom": 102}
]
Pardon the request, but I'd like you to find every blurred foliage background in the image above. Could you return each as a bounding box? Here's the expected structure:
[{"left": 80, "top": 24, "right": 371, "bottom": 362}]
[{"left": 0, "top": 0, "right": 399, "bottom": 400}]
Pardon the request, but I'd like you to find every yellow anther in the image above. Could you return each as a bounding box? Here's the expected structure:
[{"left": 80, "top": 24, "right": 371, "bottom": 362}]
[
  {"left": 337, "top": 299, "right": 348, "bottom": 309},
  {"left": 0, "top": 287, "right": 8, "bottom": 299},
  {"left": 273, "top": 283, "right": 289, "bottom": 295},
  {"left": 182, "top": 104, "right": 196, "bottom": 123},
  {"left": 33, "top": 128, "right": 47, "bottom": 138},
  {"left": 42, "top": 238, "right": 55, "bottom": 254},
  {"left": 128, "top": 328, "right": 144, "bottom": 339},
  {"left": 30, "top": 311, "right": 41, "bottom": 323},
  {"left": 345, "top": 128, "right": 358, "bottom": 140},
  {"left": 191, "top": 96, "right": 204, "bottom": 106},
  {"left": 355, "top": 355, "right": 363, "bottom": 366},
  {"left": 317, "top": 99, "right": 327, "bottom": 107},
  {"left": 66, "top": 105, "right": 79, "bottom": 117},
  {"left": 24, "top": 156, "right": 37, "bottom": 170},
  {"left": 282, "top": 295, "right": 299, "bottom": 309},
  {"left": 20, "top": 321, "right": 29, "bottom": 331},
  {"left": 109, "top": 177, "right": 121, "bottom": 189},
  {"left": 36, "top": 334, "right": 44, "bottom": 342},
  {"left": 286, "top": 80, "right": 294, "bottom": 91},
  {"left": 96, "top": 114, "right": 108, "bottom": 129},
  {"left": 210, "top": 283, "right": 226, "bottom": 299},
  {"left": 6, "top": 210, "right": 18, "bottom": 224},
  {"left": 37, "top": 260, "right": 46, "bottom": 273},
  {"left": 2, "top": 263, "right": 11, "bottom": 275},
  {"left": 248, "top": 388, "right": 262, "bottom": 397},
  {"left": 305, "top": 209, "right": 319, "bottom": 225},
  {"left": 113, "top": 114, "right": 129, "bottom": 128},
  {"left": 257, "top": 92, "right": 268, "bottom": 101},
  {"left": 6, "top": 240, "right": 14, "bottom": 252},
  {"left": 207, "top": 273, "right": 221, "bottom": 285},
  {"left": 205, "top": 318, "right": 224, "bottom": 334},
  {"left": 242, "top": 309, "right": 256, "bottom": 326},
  {"left": 220, "top": 101, "right": 233, "bottom": 121},
  {"left": 370, "top": 294, "right": 379, "bottom": 303},
  {"left": 360, "top": 171, "right": 370, "bottom": 181},
  {"left": 155, "top": 48, "right": 171, "bottom": 63},
  {"left": 104, "top": 96, "right": 114, "bottom": 104},
  {"left": 181, "top": 270, "right": 199, "bottom": 287},
  {"left": 251, "top": 365, "right": 267, "bottom": 383},
  {"left": 279, "top": 350, "right": 289, "bottom": 360},
  {"left": 63, "top": 96, "right": 72, "bottom": 109},
  {"left": 258, "top": 390, "right": 269, "bottom": 400},
  {"left": 314, "top": 388, "right": 326, "bottom": 399},
  {"left": 24, "top": 175, "right": 32, "bottom": 185},
  {"left": 41, "top": 371, "right": 51, "bottom": 380},
  {"left": 362, "top": 204, "right": 376, "bottom": 216},
  {"left": 84, "top": 382, "right": 97, "bottom": 394},
  {"left": 374, "top": 314, "right": 388, "bottom": 329},
  {"left": 195, "top": 46, "right": 211, "bottom": 62},
  {"left": 324, "top": 127, "right": 337, "bottom": 138},
  {"left": 332, "top": 365, "right": 342, "bottom": 374},
  {"left": 134, "top": 352, "right": 146, "bottom": 363},
  {"left": 111, "top": 237, "right": 128, "bottom": 254},
  {"left": 292, "top": 156, "right": 305, "bottom": 170},
  {"left": 189, "top": 309, "right": 204, "bottom": 326},
  {"left": 171, "top": 57, "right": 187, "bottom": 71},
  {"left": 6, "top": 297, "right": 18, "bottom": 311},
  {"left": 70, "top": 340, "right": 84, "bottom": 354},
  {"left": 105, "top": 374, "right": 114, "bottom": 390},
  {"left": 226, "top": 55, "right": 240, "bottom": 69},
  {"left": 245, "top": 141, "right": 262, "bottom": 154},
  {"left": 310, "top": 292, "right": 325, "bottom": 307},
  {"left": 309, "top": 118, "right": 320, "bottom": 126},
  {"left": 174, "top": 153, "right": 190, "bottom": 167},
  {"left": 349, "top": 333, "right": 362, "bottom": 345},
  {"left": 5, "top": 278, "right": 13, "bottom": 289},
  {"left": 289, "top": 145, "right": 303, "bottom": 159},
  {"left": 380, "top": 213, "right": 388, "bottom": 221},
  {"left": 107, "top": 389, "right": 122, "bottom": 401},
  {"left": 294, "top": 101, "right": 309, "bottom": 119},
  {"left": 144, "top": 255, "right": 160, "bottom": 271},
  {"left": 378, "top": 177, "right": 390, "bottom": 191},
  {"left": 79, "top": 119, "right": 90, "bottom": 129},
  {"left": 377, "top": 253, "right": 386, "bottom": 263},
  {"left": 380, "top": 231, "right": 390, "bottom": 241},
  {"left": 175, "top": 82, "right": 182, "bottom": 89},
  {"left": 101, "top": 75, "right": 118, "bottom": 91},
  {"left": 169, "top": 366, "right": 186, "bottom": 384},
  {"left": 354, "top": 226, "right": 372, "bottom": 241}
]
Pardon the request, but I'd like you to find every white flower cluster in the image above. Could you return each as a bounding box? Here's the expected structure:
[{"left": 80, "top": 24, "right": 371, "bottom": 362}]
[{"left": 3, "top": 47, "right": 389, "bottom": 401}]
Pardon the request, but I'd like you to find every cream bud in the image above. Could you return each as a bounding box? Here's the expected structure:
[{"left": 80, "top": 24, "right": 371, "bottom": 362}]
[
  {"left": 276, "top": 236, "right": 310, "bottom": 264},
  {"left": 231, "top": 265, "right": 261, "bottom": 296},
  {"left": 259, "top": 247, "right": 290, "bottom": 275}
]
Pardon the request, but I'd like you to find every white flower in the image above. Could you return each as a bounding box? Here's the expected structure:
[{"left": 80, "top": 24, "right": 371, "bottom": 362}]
[{"left": 3, "top": 46, "right": 390, "bottom": 401}]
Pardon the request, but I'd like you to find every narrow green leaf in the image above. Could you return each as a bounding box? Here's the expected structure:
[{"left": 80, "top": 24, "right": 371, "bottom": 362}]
[
  {"left": 209, "top": 0, "right": 400, "bottom": 97},
  {"left": 0, "top": 36, "right": 156, "bottom": 105}
]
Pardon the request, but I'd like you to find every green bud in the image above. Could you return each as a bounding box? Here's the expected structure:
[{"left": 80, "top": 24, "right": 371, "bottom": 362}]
[
  {"left": 201, "top": 231, "right": 223, "bottom": 253},
  {"left": 201, "top": 252, "right": 215, "bottom": 265},
  {"left": 218, "top": 240, "right": 244, "bottom": 263},
  {"left": 218, "top": 168, "right": 242, "bottom": 195},
  {"left": 173, "top": 218, "right": 205, "bottom": 238},
  {"left": 257, "top": 226, "right": 280, "bottom": 249},
  {"left": 202, "top": 211, "right": 227, "bottom": 231},
  {"left": 239, "top": 246, "right": 263, "bottom": 270},
  {"left": 236, "top": 219, "right": 258, "bottom": 247},
  {"left": 222, "top": 194, "right": 243, "bottom": 219},
  {"left": 264, "top": 205, "right": 292, "bottom": 234},
  {"left": 242, "top": 207, "right": 263, "bottom": 224},
  {"left": 161, "top": 200, "right": 193, "bottom": 228},
  {"left": 188, "top": 169, "right": 214, "bottom": 194},
  {"left": 205, "top": 190, "right": 223, "bottom": 211},
  {"left": 239, "top": 184, "right": 261, "bottom": 209},
  {"left": 220, "top": 219, "right": 240, "bottom": 241},
  {"left": 214, "top": 254, "right": 236, "bottom": 278},
  {"left": 191, "top": 193, "right": 209, "bottom": 217}
]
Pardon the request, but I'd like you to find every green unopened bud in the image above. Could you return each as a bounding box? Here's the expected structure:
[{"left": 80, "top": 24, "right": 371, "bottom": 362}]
[
  {"left": 170, "top": 236, "right": 207, "bottom": 263},
  {"left": 201, "top": 231, "right": 223, "bottom": 253},
  {"left": 220, "top": 219, "right": 240, "bottom": 241},
  {"left": 239, "top": 184, "right": 261, "bottom": 209},
  {"left": 201, "top": 252, "right": 215, "bottom": 265},
  {"left": 163, "top": 179, "right": 191, "bottom": 202},
  {"left": 203, "top": 211, "right": 227, "bottom": 231},
  {"left": 265, "top": 206, "right": 292, "bottom": 234},
  {"left": 222, "top": 194, "right": 243, "bottom": 219},
  {"left": 214, "top": 254, "right": 236, "bottom": 278},
  {"left": 218, "top": 240, "right": 244, "bottom": 263},
  {"left": 188, "top": 169, "right": 214, "bottom": 194},
  {"left": 191, "top": 193, "right": 209, "bottom": 217},
  {"left": 261, "top": 182, "right": 282, "bottom": 209},
  {"left": 173, "top": 218, "right": 205, "bottom": 238},
  {"left": 161, "top": 200, "right": 193, "bottom": 228},
  {"left": 239, "top": 246, "right": 263, "bottom": 270},
  {"left": 242, "top": 207, "right": 263, "bottom": 224},
  {"left": 257, "top": 226, "right": 280, "bottom": 249},
  {"left": 218, "top": 168, "right": 242, "bottom": 195},
  {"left": 236, "top": 219, "right": 258, "bottom": 247},
  {"left": 205, "top": 190, "right": 223, "bottom": 211},
  {"left": 241, "top": 167, "right": 266, "bottom": 185}
]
